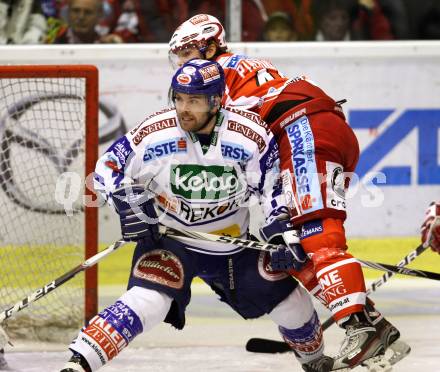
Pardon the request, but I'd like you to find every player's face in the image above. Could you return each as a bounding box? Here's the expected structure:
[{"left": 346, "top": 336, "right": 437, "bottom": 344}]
[
  {"left": 174, "top": 92, "right": 213, "bottom": 133},
  {"left": 170, "top": 46, "right": 203, "bottom": 69}
]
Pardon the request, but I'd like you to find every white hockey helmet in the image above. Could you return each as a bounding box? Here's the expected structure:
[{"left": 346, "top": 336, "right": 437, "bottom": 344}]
[{"left": 169, "top": 14, "right": 227, "bottom": 56}]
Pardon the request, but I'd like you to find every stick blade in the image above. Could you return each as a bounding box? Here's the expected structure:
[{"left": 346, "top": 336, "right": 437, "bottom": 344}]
[{"left": 245, "top": 338, "right": 291, "bottom": 354}]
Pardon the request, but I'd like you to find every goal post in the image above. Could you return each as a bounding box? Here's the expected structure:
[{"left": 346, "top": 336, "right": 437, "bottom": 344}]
[{"left": 0, "top": 65, "right": 98, "bottom": 341}]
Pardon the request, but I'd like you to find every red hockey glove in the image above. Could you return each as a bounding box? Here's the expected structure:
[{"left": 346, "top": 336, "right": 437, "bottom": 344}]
[{"left": 421, "top": 202, "right": 440, "bottom": 253}]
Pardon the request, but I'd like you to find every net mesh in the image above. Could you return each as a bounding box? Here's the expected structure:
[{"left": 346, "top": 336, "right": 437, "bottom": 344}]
[{"left": 0, "top": 76, "right": 87, "bottom": 342}]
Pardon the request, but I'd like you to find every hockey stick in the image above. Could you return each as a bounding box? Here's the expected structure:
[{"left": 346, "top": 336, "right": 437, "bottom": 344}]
[
  {"left": 161, "top": 227, "right": 438, "bottom": 280},
  {"left": 0, "top": 239, "right": 129, "bottom": 349},
  {"left": 357, "top": 257, "right": 440, "bottom": 280},
  {"left": 159, "top": 225, "right": 279, "bottom": 252},
  {"left": 245, "top": 243, "right": 430, "bottom": 354}
]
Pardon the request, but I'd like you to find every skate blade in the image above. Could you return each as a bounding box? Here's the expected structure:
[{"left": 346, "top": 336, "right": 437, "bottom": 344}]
[
  {"left": 362, "top": 355, "right": 393, "bottom": 372},
  {"left": 387, "top": 340, "right": 411, "bottom": 365}
]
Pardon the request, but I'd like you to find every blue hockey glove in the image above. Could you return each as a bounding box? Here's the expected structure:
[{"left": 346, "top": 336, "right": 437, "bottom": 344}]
[
  {"left": 261, "top": 219, "right": 308, "bottom": 271},
  {"left": 269, "top": 241, "right": 307, "bottom": 271},
  {"left": 260, "top": 218, "right": 293, "bottom": 245},
  {"left": 112, "top": 184, "right": 160, "bottom": 242}
]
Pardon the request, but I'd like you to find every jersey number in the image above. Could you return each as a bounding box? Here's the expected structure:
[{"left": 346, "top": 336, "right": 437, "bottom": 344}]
[{"left": 255, "top": 69, "right": 276, "bottom": 86}]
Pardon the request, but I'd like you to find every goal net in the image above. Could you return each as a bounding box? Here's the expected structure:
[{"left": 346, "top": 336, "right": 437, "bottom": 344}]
[{"left": 0, "top": 65, "right": 98, "bottom": 342}]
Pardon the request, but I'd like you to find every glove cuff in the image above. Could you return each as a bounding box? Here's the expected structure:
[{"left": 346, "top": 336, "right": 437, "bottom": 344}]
[
  {"left": 260, "top": 218, "right": 293, "bottom": 243},
  {"left": 112, "top": 184, "right": 155, "bottom": 214}
]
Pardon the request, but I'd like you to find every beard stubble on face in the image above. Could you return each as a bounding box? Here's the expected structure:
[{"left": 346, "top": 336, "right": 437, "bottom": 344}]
[{"left": 177, "top": 111, "right": 204, "bottom": 132}]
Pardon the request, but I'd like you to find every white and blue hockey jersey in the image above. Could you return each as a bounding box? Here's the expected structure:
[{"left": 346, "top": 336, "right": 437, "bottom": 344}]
[{"left": 94, "top": 106, "right": 288, "bottom": 254}]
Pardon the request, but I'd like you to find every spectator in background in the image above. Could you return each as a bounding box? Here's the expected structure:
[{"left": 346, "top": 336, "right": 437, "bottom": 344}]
[
  {"left": 417, "top": 3, "right": 440, "bottom": 39},
  {"left": 100, "top": 0, "right": 140, "bottom": 43},
  {"left": 47, "top": 0, "right": 105, "bottom": 43},
  {"left": 314, "top": 0, "right": 352, "bottom": 41},
  {"left": 352, "top": 0, "right": 394, "bottom": 39},
  {"left": 187, "top": 0, "right": 266, "bottom": 41},
  {"left": 121, "top": 0, "right": 187, "bottom": 43},
  {"left": 54, "top": 0, "right": 121, "bottom": 37},
  {"left": 40, "top": 0, "right": 61, "bottom": 18},
  {"left": 46, "top": 0, "right": 145, "bottom": 44},
  {"left": 262, "top": 11, "right": 297, "bottom": 42},
  {"left": 379, "top": 0, "right": 409, "bottom": 39},
  {"left": 313, "top": 0, "right": 394, "bottom": 41},
  {"left": 0, "top": 0, "right": 47, "bottom": 44},
  {"left": 261, "top": 0, "right": 314, "bottom": 41}
]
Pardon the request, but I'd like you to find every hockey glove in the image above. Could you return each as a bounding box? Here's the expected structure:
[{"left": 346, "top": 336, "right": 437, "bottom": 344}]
[
  {"left": 421, "top": 201, "right": 440, "bottom": 253},
  {"left": 112, "top": 184, "right": 160, "bottom": 242},
  {"left": 269, "top": 242, "right": 307, "bottom": 271},
  {"left": 260, "top": 219, "right": 308, "bottom": 271}
]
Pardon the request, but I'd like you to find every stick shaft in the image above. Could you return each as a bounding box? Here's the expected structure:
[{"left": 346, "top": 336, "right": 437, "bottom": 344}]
[
  {"left": 358, "top": 257, "right": 440, "bottom": 280},
  {"left": 367, "top": 243, "right": 428, "bottom": 294},
  {"left": 162, "top": 226, "right": 437, "bottom": 280},
  {"left": 0, "top": 240, "right": 127, "bottom": 323}
]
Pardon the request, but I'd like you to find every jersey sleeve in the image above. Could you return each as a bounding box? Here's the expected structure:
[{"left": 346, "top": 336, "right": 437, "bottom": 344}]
[
  {"left": 94, "top": 130, "right": 142, "bottom": 207},
  {"left": 93, "top": 135, "right": 135, "bottom": 204}
]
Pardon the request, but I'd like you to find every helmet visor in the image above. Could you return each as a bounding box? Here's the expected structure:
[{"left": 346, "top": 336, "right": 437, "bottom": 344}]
[{"left": 168, "top": 44, "right": 203, "bottom": 70}]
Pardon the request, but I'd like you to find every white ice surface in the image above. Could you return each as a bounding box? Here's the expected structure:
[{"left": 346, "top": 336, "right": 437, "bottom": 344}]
[{"left": 2, "top": 280, "right": 439, "bottom": 372}]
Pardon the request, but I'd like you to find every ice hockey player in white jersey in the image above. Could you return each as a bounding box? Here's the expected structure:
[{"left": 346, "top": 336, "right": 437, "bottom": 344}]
[{"left": 60, "top": 59, "right": 334, "bottom": 372}]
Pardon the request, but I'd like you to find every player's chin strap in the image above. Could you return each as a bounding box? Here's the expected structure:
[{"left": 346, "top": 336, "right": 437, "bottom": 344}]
[{"left": 159, "top": 226, "right": 440, "bottom": 281}]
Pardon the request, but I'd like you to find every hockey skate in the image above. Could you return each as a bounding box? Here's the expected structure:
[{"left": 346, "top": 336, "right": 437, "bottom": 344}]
[
  {"left": 332, "top": 313, "right": 384, "bottom": 371},
  {"left": 364, "top": 301, "right": 411, "bottom": 368},
  {"left": 301, "top": 355, "right": 334, "bottom": 372},
  {"left": 60, "top": 352, "right": 91, "bottom": 372}
]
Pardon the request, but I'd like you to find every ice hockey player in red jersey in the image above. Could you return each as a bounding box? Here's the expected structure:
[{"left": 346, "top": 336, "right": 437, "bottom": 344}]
[
  {"left": 169, "top": 14, "right": 405, "bottom": 370},
  {"left": 421, "top": 202, "right": 440, "bottom": 253}
]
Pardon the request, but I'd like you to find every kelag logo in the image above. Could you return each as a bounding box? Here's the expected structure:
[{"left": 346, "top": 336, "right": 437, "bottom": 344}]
[
  {"left": 350, "top": 109, "right": 440, "bottom": 185},
  {"left": 170, "top": 164, "right": 242, "bottom": 200}
]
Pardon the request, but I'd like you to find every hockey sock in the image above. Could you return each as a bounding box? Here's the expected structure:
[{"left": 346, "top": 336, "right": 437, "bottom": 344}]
[
  {"left": 278, "top": 311, "right": 324, "bottom": 363},
  {"left": 269, "top": 286, "right": 324, "bottom": 363},
  {"left": 69, "top": 287, "right": 172, "bottom": 371}
]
